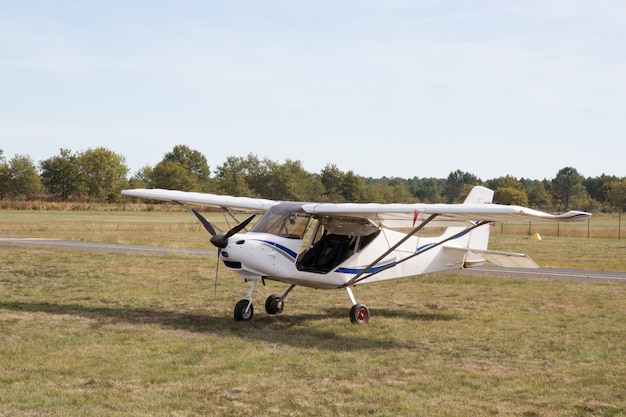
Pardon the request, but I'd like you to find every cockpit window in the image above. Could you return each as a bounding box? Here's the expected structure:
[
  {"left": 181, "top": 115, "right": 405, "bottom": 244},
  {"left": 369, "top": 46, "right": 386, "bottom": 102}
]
[{"left": 250, "top": 203, "right": 312, "bottom": 239}]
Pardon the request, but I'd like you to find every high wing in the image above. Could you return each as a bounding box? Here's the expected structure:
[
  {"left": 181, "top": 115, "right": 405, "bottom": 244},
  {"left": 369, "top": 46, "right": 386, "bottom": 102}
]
[
  {"left": 121, "top": 189, "right": 279, "bottom": 212},
  {"left": 122, "top": 188, "right": 591, "bottom": 227},
  {"left": 302, "top": 202, "right": 591, "bottom": 228}
]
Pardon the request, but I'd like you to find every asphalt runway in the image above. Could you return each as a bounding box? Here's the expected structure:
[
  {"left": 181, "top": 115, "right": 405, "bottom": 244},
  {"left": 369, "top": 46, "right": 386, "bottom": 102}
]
[
  {"left": 0, "top": 236, "right": 213, "bottom": 257},
  {"left": 2, "top": 236, "right": 625, "bottom": 284}
]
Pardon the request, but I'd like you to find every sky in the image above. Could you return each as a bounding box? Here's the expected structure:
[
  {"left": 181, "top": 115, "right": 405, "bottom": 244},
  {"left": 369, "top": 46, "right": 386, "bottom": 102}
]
[{"left": 1, "top": 0, "right": 625, "bottom": 181}]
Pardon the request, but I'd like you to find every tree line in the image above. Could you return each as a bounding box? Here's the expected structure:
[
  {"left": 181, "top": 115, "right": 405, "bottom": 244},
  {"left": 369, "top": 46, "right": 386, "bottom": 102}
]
[{"left": 1, "top": 146, "right": 625, "bottom": 212}]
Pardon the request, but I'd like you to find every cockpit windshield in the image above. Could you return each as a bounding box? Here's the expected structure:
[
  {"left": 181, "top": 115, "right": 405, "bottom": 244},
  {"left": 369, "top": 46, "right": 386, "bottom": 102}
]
[{"left": 250, "top": 203, "right": 312, "bottom": 239}]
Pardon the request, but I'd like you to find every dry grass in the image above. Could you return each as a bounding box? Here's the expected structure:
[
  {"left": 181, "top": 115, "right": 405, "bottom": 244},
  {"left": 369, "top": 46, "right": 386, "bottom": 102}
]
[
  {"left": 495, "top": 213, "right": 624, "bottom": 240},
  {"left": 1, "top": 210, "right": 626, "bottom": 416},
  {"left": 489, "top": 235, "right": 626, "bottom": 271}
]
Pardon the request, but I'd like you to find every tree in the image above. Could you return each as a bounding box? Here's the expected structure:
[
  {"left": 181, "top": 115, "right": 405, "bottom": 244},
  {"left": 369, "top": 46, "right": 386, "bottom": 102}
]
[
  {"left": 487, "top": 175, "right": 522, "bottom": 191},
  {"left": 162, "top": 145, "right": 211, "bottom": 190},
  {"left": 40, "top": 149, "right": 83, "bottom": 199},
  {"left": 445, "top": 170, "right": 480, "bottom": 203},
  {"left": 151, "top": 161, "right": 198, "bottom": 191},
  {"left": 494, "top": 187, "right": 529, "bottom": 206},
  {"left": 490, "top": 176, "right": 529, "bottom": 206},
  {"left": 260, "top": 159, "right": 321, "bottom": 201},
  {"left": 528, "top": 181, "right": 553, "bottom": 210},
  {"left": 584, "top": 174, "right": 618, "bottom": 203},
  {"left": 552, "top": 167, "right": 584, "bottom": 210},
  {"left": 320, "top": 163, "right": 345, "bottom": 201},
  {"left": 128, "top": 165, "right": 154, "bottom": 189},
  {"left": 0, "top": 155, "right": 42, "bottom": 199},
  {"left": 0, "top": 152, "right": 7, "bottom": 199},
  {"left": 364, "top": 178, "right": 415, "bottom": 203},
  {"left": 214, "top": 154, "right": 261, "bottom": 197},
  {"left": 408, "top": 177, "right": 446, "bottom": 203},
  {"left": 320, "top": 164, "right": 368, "bottom": 202},
  {"left": 365, "top": 181, "right": 395, "bottom": 203},
  {"left": 78, "top": 148, "right": 129, "bottom": 200},
  {"left": 604, "top": 180, "right": 626, "bottom": 212},
  {"left": 342, "top": 171, "right": 368, "bottom": 202}
]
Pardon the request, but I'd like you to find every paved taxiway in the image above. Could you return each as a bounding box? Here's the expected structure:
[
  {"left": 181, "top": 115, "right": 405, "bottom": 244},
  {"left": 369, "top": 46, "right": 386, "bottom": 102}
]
[
  {"left": 2, "top": 236, "right": 625, "bottom": 284},
  {"left": 0, "top": 236, "right": 212, "bottom": 257}
]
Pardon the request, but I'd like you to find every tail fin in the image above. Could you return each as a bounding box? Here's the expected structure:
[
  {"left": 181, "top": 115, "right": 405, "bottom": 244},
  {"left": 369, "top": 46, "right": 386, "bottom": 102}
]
[
  {"left": 438, "top": 186, "right": 493, "bottom": 268},
  {"left": 462, "top": 185, "right": 494, "bottom": 205},
  {"left": 444, "top": 186, "right": 539, "bottom": 269},
  {"left": 463, "top": 186, "right": 493, "bottom": 252}
]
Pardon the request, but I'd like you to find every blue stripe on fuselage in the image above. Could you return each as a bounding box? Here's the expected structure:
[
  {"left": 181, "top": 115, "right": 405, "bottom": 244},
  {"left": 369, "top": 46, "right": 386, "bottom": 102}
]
[
  {"left": 252, "top": 239, "right": 298, "bottom": 260},
  {"left": 336, "top": 261, "right": 396, "bottom": 275}
]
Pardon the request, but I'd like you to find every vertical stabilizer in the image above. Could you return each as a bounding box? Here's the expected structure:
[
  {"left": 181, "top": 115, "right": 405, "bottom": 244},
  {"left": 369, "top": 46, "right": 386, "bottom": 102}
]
[
  {"left": 457, "top": 186, "right": 493, "bottom": 268},
  {"left": 464, "top": 186, "right": 493, "bottom": 252},
  {"left": 462, "top": 185, "right": 494, "bottom": 206}
]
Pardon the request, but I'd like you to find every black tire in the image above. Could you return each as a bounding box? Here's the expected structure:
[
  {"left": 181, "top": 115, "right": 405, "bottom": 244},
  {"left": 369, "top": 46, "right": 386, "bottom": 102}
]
[
  {"left": 265, "top": 294, "right": 284, "bottom": 315},
  {"left": 349, "top": 303, "right": 370, "bottom": 324},
  {"left": 234, "top": 299, "right": 254, "bottom": 321}
]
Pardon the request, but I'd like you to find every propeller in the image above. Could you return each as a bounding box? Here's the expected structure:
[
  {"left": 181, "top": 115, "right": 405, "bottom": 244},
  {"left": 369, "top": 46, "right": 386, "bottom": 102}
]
[
  {"left": 187, "top": 208, "right": 224, "bottom": 298},
  {"left": 184, "top": 205, "right": 256, "bottom": 298},
  {"left": 209, "top": 214, "right": 256, "bottom": 248}
]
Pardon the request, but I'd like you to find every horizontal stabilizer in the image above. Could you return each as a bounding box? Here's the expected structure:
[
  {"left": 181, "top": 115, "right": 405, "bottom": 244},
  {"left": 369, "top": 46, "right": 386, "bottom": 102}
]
[{"left": 444, "top": 246, "right": 539, "bottom": 269}]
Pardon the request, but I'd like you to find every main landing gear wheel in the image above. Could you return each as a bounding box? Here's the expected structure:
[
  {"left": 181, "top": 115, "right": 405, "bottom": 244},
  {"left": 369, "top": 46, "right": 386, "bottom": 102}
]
[
  {"left": 350, "top": 303, "right": 370, "bottom": 325},
  {"left": 234, "top": 299, "right": 254, "bottom": 321},
  {"left": 265, "top": 294, "right": 284, "bottom": 315}
]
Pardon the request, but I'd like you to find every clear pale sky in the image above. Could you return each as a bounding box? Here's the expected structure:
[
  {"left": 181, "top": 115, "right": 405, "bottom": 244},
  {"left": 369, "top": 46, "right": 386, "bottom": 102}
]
[{"left": 1, "top": 1, "right": 625, "bottom": 181}]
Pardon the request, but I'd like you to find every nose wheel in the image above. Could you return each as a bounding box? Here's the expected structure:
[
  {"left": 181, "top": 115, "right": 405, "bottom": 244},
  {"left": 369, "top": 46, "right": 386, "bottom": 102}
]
[
  {"left": 234, "top": 299, "right": 254, "bottom": 321},
  {"left": 233, "top": 279, "right": 258, "bottom": 321}
]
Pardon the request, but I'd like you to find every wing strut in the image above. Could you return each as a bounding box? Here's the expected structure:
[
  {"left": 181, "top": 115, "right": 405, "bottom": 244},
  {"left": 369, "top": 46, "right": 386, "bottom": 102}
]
[
  {"left": 342, "top": 214, "right": 439, "bottom": 287},
  {"left": 344, "top": 220, "right": 490, "bottom": 287}
]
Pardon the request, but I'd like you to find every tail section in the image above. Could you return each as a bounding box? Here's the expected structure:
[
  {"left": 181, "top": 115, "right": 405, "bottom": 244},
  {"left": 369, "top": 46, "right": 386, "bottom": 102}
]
[
  {"left": 444, "top": 186, "right": 539, "bottom": 269},
  {"left": 441, "top": 186, "right": 493, "bottom": 249},
  {"left": 438, "top": 186, "right": 493, "bottom": 268}
]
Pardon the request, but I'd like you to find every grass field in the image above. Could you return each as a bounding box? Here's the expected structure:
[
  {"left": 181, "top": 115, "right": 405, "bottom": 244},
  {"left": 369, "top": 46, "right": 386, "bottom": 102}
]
[{"left": 1, "top": 210, "right": 626, "bottom": 416}]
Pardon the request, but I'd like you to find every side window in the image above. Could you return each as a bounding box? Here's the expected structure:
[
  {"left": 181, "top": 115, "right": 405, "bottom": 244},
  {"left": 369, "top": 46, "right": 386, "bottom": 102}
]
[
  {"left": 286, "top": 212, "right": 312, "bottom": 238},
  {"left": 250, "top": 204, "right": 312, "bottom": 239}
]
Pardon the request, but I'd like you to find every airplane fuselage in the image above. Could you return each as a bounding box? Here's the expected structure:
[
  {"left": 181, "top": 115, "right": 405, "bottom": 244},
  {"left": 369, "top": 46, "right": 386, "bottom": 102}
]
[{"left": 218, "top": 225, "right": 474, "bottom": 289}]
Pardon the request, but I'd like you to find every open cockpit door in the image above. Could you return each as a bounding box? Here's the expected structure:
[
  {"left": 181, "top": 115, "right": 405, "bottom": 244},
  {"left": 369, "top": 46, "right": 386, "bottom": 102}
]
[{"left": 296, "top": 216, "right": 380, "bottom": 273}]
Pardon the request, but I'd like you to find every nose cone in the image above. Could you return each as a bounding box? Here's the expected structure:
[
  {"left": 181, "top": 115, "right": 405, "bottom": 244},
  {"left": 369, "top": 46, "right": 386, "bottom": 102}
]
[{"left": 210, "top": 234, "right": 229, "bottom": 248}]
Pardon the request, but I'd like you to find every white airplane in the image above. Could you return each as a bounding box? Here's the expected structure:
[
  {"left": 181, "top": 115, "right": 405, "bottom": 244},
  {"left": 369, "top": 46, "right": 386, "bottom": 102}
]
[{"left": 122, "top": 186, "right": 590, "bottom": 324}]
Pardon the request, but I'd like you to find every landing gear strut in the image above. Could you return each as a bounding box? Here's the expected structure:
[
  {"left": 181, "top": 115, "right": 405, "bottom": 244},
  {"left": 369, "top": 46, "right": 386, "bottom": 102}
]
[
  {"left": 234, "top": 280, "right": 296, "bottom": 321},
  {"left": 233, "top": 279, "right": 258, "bottom": 321}
]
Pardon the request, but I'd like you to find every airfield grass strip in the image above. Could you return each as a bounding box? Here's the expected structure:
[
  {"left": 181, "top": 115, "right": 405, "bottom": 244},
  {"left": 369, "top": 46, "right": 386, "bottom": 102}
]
[{"left": 1, "top": 245, "right": 625, "bottom": 416}]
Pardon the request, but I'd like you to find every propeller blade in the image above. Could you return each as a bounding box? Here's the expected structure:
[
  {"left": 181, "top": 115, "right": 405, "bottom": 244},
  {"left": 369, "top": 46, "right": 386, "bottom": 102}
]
[
  {"left": 190, "top": 208, "right": 218, "bottom": 236},
  {"left": 224, "top": 214, "right": 256, "bottom": 239},
  {"left": 214, "top": 248, "right": 220, "bottom": 299}
]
